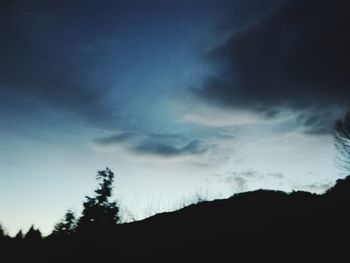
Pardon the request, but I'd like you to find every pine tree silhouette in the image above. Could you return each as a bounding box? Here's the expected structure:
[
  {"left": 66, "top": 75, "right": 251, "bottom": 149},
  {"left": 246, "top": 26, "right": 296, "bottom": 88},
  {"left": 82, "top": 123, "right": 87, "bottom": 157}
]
[
  {"left": 24, "top": 225, "right": 42, "bottom": 241},
  {"left": 0, "top": 224, "right": 5, "bottom": 240},
  {"left": 15, "top": 230, "right": 24, "bottom": 240},
  {"left": 77, "top": 168, "right": 120, "bottom": 237},
  {"left": 51, "top": 210, "right": 77, "bottom": 238}
]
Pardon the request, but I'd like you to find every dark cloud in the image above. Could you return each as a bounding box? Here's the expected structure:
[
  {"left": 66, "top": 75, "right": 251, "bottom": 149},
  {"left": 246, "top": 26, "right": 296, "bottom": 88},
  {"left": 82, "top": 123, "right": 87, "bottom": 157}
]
[
  {"left": 229, "top": 170, "right": 285, "bottom": 181},
  {"left": 225, "top": 176, "right": 248, "bottom": 192},
  {"left": 0, "top": 0, "right": 122, "bottom": 127},
  {"left": 220, "top": 170, "right": 285, "bottom": 192},
  {"left": 267, "top": 172, "right": 284, "bottom": 180},
  {"left": 295, "top": 109, "right": 343, "bottom": 134},
  {"left": 212, "top": 0, "right": 282, "bottom": 34},
  {"left": 196, "top": 0, "right": 350, "bottom": 133},
  {"left": 133, "top": 140, "right": 207, "bottom": 157},
  {"left": 96, "top": 132, "right": 208, "bottom": 158},
  {"left": 231, "top": 170, "right": 260, "bottom": 179},
  {"left": 96, "top": 132, "right": 139, "bottom": 145}
]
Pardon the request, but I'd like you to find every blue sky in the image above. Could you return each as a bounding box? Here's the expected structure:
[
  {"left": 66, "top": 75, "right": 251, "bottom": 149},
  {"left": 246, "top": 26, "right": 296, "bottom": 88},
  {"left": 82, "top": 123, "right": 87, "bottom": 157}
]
[{"left": 1, "top": 0, "right": 349, "bottom": 235}]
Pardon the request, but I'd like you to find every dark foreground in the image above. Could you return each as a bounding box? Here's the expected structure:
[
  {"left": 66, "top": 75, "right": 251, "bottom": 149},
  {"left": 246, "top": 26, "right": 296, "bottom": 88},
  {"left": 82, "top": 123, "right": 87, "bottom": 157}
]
[{"left": 2, "top": 176, "right": 350, "bottom": 262}]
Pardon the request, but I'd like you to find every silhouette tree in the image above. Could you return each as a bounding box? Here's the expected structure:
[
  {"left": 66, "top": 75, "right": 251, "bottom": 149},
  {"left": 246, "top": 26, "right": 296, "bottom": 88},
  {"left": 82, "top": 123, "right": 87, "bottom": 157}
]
[
  {"left": 77, "top": 168, "right": 120, "bottom": 235},
  {"left": 24, "top": 225, "right": 42, "bottom": 241},
  {"left": 51, "top": 210, "right": 77, "bottom": 238},
  {"left": 15, "top": 230, "right": 24, "bottom": 240},
  {"left": 334, "top": 110, "right": 350, "bottom": 171},
  {"left": 0, "top": 224, "right": 5, "bottom": 240}
]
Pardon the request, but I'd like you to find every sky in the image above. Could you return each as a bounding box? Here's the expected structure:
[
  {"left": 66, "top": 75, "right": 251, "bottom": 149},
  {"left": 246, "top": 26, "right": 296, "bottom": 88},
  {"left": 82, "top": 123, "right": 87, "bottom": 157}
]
[{"left": 1, "top": 0, "right": 350, "bottom": 236}]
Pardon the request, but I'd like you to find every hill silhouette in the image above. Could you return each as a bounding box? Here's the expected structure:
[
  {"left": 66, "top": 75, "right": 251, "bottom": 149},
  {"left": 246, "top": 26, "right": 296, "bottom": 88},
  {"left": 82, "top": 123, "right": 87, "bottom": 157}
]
[{"left": 2, "top": 176, "right": 350, "bottom": 262}]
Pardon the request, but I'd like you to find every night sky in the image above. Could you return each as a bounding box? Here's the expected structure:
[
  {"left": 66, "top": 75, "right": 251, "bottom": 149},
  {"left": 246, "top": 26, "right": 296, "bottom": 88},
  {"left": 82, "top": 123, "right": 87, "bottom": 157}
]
[{"left": 1, "top": 0, "right": 350, "bottom": 235}]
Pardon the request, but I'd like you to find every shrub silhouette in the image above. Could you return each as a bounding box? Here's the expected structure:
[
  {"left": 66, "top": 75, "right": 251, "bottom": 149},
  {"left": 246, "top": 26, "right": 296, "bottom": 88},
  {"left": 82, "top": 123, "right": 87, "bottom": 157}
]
[{"left": 76, "top": 168, "right": 120, "bottom": 236}]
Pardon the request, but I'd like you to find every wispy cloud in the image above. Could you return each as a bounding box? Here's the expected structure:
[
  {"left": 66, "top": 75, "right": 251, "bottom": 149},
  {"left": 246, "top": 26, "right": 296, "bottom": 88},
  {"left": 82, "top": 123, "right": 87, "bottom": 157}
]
[
  {"left": 180, "top": 98, "right": 343, "bottom": 135},
  {"left": 213, "top": 169, "right": 286, "bottom": 193},
  {"left": 293, "top": 182, "right": 333, "bottom": 194}
]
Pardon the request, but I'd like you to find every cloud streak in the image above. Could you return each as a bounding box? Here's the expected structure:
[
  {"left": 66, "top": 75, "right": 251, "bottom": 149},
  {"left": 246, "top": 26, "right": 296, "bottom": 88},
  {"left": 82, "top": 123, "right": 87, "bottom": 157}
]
[{"left": 96, "top": 132, "right": 208, "bottom": 159}]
